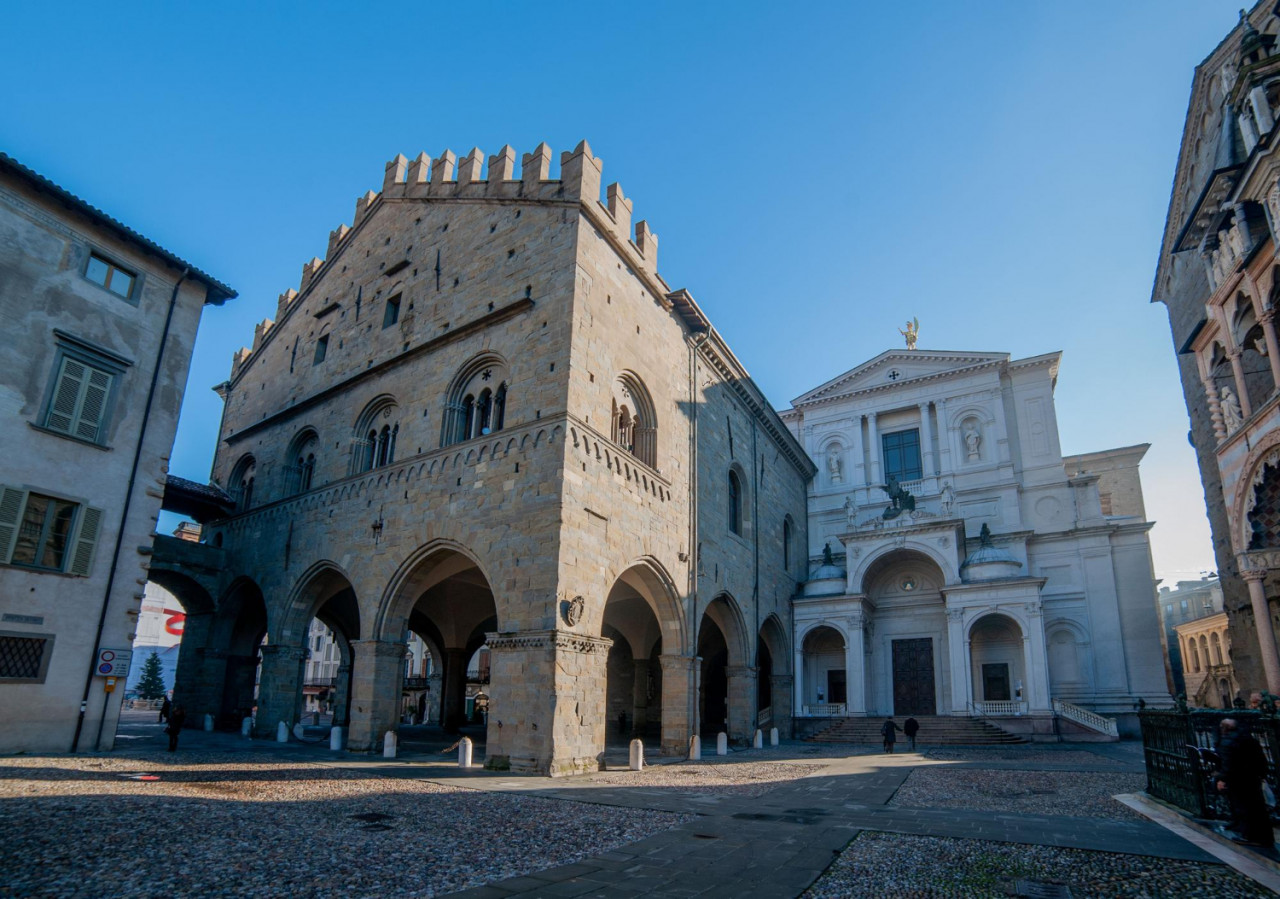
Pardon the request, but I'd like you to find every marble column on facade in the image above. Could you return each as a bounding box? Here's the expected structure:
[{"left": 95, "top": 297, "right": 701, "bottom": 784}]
[
  {"left": 1260, "top": 309, "right": 1280, "bottom": 388},
  {"left": 725, "top": 665, "right": 758, "bottom": 743},
  {"left": 1230, "top": 350, "right": 1254, "bottom": 418},
  {"left": 849, "top": 415, "right": 865, "bottom": 499},
  {"left": 845, "top": 607, "right": 868, "bottom": 715},
  {"left": 1021, "top": 603, "right": 1051, "bottom": 712},
  {"left": 919, "top": 402, "right": 936, "bottom": 481},
  {"left": 793, "top": 642, "right": 806, "bottom": 717},
  {"left": 441, "top": 647, "right": 468, "bottom": 732},
  {"left": 346, "top": 639, "right": 407, "bottom": 751},
  {"left": 632, "top": 658, "right": 651, "bottom": 734},
  {"left": 1243, "top": 569, "right": 1280, "bottom": 693},
  {"left": 867, "top": 411, "right": 882, "bottom": 485},
  {"left": 1202, "top": 375, "right": 1228, "bottom": 441},
  {"left": 660, "top": 654, "right": 698, "bottom": 755},
  {"left": 255, "top": 644, "right": 308, "bottom": 738},
  {"left": 946, "top": 607, "right": 971, "bottom": 715}
]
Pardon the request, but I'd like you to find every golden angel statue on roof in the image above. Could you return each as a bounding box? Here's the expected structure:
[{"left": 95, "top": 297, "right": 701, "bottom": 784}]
[{"left": 900, "top": 317, "right": 919, "bottom": 350}]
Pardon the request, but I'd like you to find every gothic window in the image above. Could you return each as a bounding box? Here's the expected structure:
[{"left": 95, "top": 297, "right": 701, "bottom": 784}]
[
  {"left": 1247, "top": 461, "right": 1280, "bottom": 549},
  {"left": 352, "top": 397, "right": 399, "bottom": 474},
  {"left": 287, "top": 429, "right": 320, "bottom": 495},
  {"left": 728, "top": 469, "right": 742, "bottom": 536},
  {"left": 882, "top": 429, "right": 922, "bottom": 482},
  {"left": 442, "top": 355, "right": 510, "bottom": 446},
  {"left": 230, "top": 455, "right": 256, "bottom": 511},
  {"left": 610, "top": 373, "right": 657, "bottom": 468}
]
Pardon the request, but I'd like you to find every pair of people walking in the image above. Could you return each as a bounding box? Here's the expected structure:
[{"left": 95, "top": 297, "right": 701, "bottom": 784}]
[{"left": 880, "top": 716, "right": 920, "bottom": 753}]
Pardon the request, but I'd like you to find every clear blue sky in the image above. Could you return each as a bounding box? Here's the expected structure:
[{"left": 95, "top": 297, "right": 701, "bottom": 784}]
[{"left": 1, "top": 1, "right": 1244, "bottom": 582}]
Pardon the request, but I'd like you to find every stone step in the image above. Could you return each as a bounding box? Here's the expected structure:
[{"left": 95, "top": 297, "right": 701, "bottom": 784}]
[{"left": 806, "top": 715, "right": 1027, "bottom": 745}]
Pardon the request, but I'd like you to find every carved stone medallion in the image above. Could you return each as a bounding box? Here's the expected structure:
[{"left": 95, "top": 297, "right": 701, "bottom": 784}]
[{"left": 563, "top": 595, "right": 585, "bottom": 627}]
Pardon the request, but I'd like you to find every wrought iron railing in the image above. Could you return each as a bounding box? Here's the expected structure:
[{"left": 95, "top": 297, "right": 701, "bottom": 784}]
[{"left": 1053, "top": 698, "right": 1119, "bottom": 737}]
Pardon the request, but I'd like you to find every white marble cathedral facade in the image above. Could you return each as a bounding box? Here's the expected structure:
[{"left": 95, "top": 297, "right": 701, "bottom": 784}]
[{"left": 782, "top": 349, "right": 1170, "bottom": 737}]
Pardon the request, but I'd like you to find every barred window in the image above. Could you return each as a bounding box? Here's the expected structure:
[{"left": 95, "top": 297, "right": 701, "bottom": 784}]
[{"left": 0, "top": 634, "right": 53, "bottom": 682}]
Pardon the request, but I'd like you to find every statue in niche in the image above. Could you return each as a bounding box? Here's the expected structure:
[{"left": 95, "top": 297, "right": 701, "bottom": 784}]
[
  {"left": 1220, "top": 385, "right": 1244, "bottom": 434},
  {"left": 826, "top": 446, "right": 844, "bottom": 483},
  {"left": 822, "top": 542, "right": 835, "bottom": 567},
  {"left": 843, "top": 495, "right": 855, "bottom": 522},
  {"left": 899, "top": 317, "right": 920, "bottom": 351},
  {"left": 940, "top": 481, "right": 955, "bottom": 515},
  {"left": 964, "top": 423, "right": 982, "bottom": 460}
]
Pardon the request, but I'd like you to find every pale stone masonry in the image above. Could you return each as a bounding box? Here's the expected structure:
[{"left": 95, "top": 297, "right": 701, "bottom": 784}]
[
  {"left": 0, "top": 153, "right": 234, "bottom": 753},
  {"left": 156, "top": 142, "right": 813, "bottom": 774}
]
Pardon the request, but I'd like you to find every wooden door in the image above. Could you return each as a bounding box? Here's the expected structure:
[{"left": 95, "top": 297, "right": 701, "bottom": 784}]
[{"left": 892, "top": 638, "right": 936, "bottom": 715}]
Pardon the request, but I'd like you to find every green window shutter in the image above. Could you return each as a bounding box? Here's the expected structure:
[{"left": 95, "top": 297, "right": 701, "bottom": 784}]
[
  {"left": 74, "top": 368, "right": 112, "bottom": 442},
  {"left": 0, "top": 487, "right": 27, "bottom": 564},
  {"left": 47, "top": 358, "right": 86, "bottom": 434},
  {"left": 67, "top": 505, "right": 103, "bottom": 576}
]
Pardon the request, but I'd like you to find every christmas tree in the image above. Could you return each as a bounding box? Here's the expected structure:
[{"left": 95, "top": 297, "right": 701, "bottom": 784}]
[{"left": 136, "top": 651, "right": 167, "bottom": 700}]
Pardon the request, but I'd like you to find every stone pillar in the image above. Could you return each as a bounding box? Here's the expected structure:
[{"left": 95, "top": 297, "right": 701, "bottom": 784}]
[
  {"left": 867, "top": 412, "right": 881, "bottom": 485},
  {"left": 770, "top": 674, "right": 793, "bottom": 738},
  {"left": 1260, "top": 310, "right": 1280, "bottom": 388},
  {"left": 946, "top": 607, "right": 970, "bottom": 716},
  {"left": 660, "top": 654, "right": 698, "bottom": 755},
  {"left": 484, "top": 630, "right": 612, "bottom": 776},
  {"left": 936, "top": 397, "right": 952, "bottom": 475},
  {"left": 346, "top": 640, "right": 407, "bottom": 752},
  {"left": 441, "top": 648, "right": 468, "bottom": 731},
  {"left": 1230, "top": 351, "right": 1254, "bottom": 418},
  {"left": 171, "top": 614, "right": 216, "bottom": 718},
  {"left": 189, "top": 647, "right": 230, "bottom": 725},
  {"left": 333, "top": 662, "right": 352, "bottom": 727},
  {"left": 725, "top": 665, "right": 757, "bottom": 743},
  {"left": 254, "top": 645, "right": 308, "bottom": 738},
  {"left": 1021, "top": 603, "right": 1051, "bottom": 713},
  {"left": 1243, "top": 570, "right": 1280, "bottom": 693},
  {"left": 849, "top": 415, "right": 865, "bottom": 490},
  {"left": 632, "top": 658, "right": 651, "bottom": 734},
  {"left": 793, "top": 643, "right": 806, "bottom": 717},
  {"left": 1202, "top": 375, "right": 1228, "bottom": 442},
  {"left": 846, "top": 610, "right": 867, "bottom": 715},
  {"left": 919, "top": 402, "right": 935, "bottom": 478}
]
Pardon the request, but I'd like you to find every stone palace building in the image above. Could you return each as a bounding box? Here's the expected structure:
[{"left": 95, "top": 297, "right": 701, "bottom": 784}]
[{"left": 1153, "top": 2, "right": 1280, "bottom": 698}]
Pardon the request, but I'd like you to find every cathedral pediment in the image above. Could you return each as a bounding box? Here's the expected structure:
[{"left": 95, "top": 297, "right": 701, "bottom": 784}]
[{"left": 790, "top": 350, "right": 1009, "bottom": 408}]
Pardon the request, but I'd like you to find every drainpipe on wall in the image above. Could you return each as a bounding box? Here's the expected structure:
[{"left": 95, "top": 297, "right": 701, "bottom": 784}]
[{"left": 71, "top": 270, "right": 190, "bottom": 752}]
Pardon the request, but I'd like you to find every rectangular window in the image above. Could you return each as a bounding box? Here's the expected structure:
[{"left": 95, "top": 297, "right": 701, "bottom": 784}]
[
  {"left": 0, "top": 633, "right": 55, "bottom": 683},
  {"left": 38, "top": 331, "right": 132, "bottom": 447},
  {"left": 881, "top": 429, "right": 922, "bottom": 482},
  {"left": 383, "top": 293, "right": 401, "bottom": 329},
  {"left": 314, "top": 334, "right": 329, "bottom": 364},
  {"left": 85, "top": 252, "right": 136, "bottom": 300},
  {"left": 0, "top": 486, "right": 102, "bottom": 576}
]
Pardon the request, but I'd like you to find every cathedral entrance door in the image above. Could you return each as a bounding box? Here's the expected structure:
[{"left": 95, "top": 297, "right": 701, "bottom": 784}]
[{"left": 892, "top": 638, "right": 936, "bottom": 715}]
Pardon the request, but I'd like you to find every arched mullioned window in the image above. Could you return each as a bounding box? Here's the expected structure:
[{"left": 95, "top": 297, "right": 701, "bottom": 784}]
[
  {"left": 610, "top": 372, "right": 657, "bottom": 468},
  {"left": 287, "top": 429, "right": 320, "bottom": 495},
  {"left": 352, "top": 396, "right": 399, "bottom": 474},
  {"left": 230, "top": 455, "right": 256, "bottom": 511},
  {"left": 728, "top": 469, "right": 742, "bottom": 536},
  {"left": 443, "top": 354, "right": 509, "bottom": 446}
]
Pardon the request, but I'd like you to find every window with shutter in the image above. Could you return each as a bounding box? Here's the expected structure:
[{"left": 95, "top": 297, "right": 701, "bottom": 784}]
[
  {"left": 39, "top": 332, "right": 131, "bottom": 447},
  {"left": 0, "top": 486, "right": 101, "bottom": 575},
  {"left": 0, "top": 487, "right": 26, "bottom": 563}
]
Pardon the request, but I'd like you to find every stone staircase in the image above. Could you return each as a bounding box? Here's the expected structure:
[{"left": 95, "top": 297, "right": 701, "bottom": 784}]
[{"left": 807, "top": 714, "right": 1026, "bottom": 745}]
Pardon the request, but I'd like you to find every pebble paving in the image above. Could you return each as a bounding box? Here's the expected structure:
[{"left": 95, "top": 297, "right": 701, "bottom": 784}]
[
  {"left": 891, "top": 767, "right": 1148, "bottom": 820},
  {"left": 804, "top": 832, "right": 1272, "bottom": 898},
  {"left": 587, "top": 761, "right": 825, "bottom": 797}
]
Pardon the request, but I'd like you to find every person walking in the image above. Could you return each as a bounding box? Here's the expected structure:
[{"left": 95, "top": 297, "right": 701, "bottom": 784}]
[
  {"left": 166, "top": 704, "right": 187, "bottom": 752},
  {"left": 904, "top": 716, "right": 919, "bottom": 751},
  {"left": 1214, "top": 718, "right": 1274, "bottom": 847},
  {"left": 159, "top": 696, "right": 171, "bottom": 724},
  {"left": 880, "top": 717, "right": 899, "bottom": 754}
]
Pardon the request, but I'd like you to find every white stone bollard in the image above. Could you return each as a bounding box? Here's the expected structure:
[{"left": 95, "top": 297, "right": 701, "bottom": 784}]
[
  {"left": 203, "top": 714, "right": 214, "bottom": 732},
  {"left": 459, "top": 736, "right": 473, "bottom": 768},
  {"left": 276, "top": 721, "right": 289, "bottom": 743},
  {"left": 690, "top": 734, "right": 702, "bottom": 760},
  {"left": 240, "top": 717, "right": 252, "bottom": 737},
  {"left": 717, "top": 732, "right": 728, "bottom": 756},
  {"left": 629, "top": 738, "right": 644, "bottom": 771},
  {"left": 753, "top": 729, "right": 763, "bottom": 749},
  {"left": 770, "top": 727, "right": 779, "bottom": 747},
  {"left": 383, "top": 730, "right": 397, "bottom": 758},
  {"left": 329, "top": 727, "right": 344, "bottom": 751}
]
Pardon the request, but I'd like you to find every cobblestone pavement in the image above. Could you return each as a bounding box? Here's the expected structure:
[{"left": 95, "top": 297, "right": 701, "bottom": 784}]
[
  {"left": 803, "top": 832, "right": 1272, "bottom": 898},
  {"left": 0, "top": 717, "right": 1260, "bottom": 898}
]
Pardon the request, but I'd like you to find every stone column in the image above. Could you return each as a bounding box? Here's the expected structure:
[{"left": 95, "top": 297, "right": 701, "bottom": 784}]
[
  {"left": 793, "top": 643, "right": 806, "bottom": 717},
  {"left": 632, "top": 658, "right": 651, "bottom": 734},
  {"left": 346, "top": 639, "right": 407, "bottom": 752},
  {"left": 1021, "top": 603, "right": 1051, "bottom": 713},
  {"left": 770, "top": 674, "right": 794, "bottom": 738},
  {"left": 441, "top": 648, "right": 468, "bottom": 731},
  {"left": 190, "top": 647, "right": 231, "bottom": 725},
  {"left": 849, "top": 415, "right": 865, "bottom": 491},
  {"left": 171, "top": 614, "right": 215, "bottom": 718},
  {"left": 1260, "top": 310, "right": 1280, "bottom": 388},
  {"left": 1243, "top": 570, "right": 1280, "bottom": 693},
  {"left": 919, "top": 402, "right": 935, "bottom": 478},
  {"left": 660, "top": 654, "right": 698, "bottom": 755},
  {"left": 846, "top": 610, "right": 867, "bottom": 715},
  {"left": 946, "top": 607, "right": 970, "bottom": 716},
  {"left": 333, "top": 661, "right": 353, "bottom": 727},
  {"left": 1202, "top": 375, "right": 1228, "bottom": 442},
  {"left": 725, "top": 665, "right": 758, "bottom": 743},
  {"left": 254, "top": 645, "right": 308, "bottom": 738},
  {"left": 1230, "top": 351, "right": 1254, "bottom": 418},
  {"left": 867, "top": 412, "right": 881, "bottom": 485}
]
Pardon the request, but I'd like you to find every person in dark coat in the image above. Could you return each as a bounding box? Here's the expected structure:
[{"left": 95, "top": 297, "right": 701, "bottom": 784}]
[
  {"left": 166, "top": 704, "right": 187, "bottom": 752},
  {"left": 1214, "top": 718, "right": 1274, "bottom": 847},
  {"left": 159, "top": 697, "right": 171, "bottom": 724},
  {"left": 903, "top": 717, "right": 920, "bottom": 751},
  {"left": 880, "top": 718, "right": 899, "bottom": 754}
]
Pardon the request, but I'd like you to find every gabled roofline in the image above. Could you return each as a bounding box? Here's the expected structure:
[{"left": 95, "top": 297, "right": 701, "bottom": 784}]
[
  {"left": 790, "top": 349, "right": 1012, "bottom": 407},
  {"left": 0, "top": 152, "right": 236, "bottom": 305}
]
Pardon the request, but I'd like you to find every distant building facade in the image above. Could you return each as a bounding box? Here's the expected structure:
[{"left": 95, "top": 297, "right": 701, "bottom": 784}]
[
  {"left": 1153, "top": 2, "right": 1280, "bottom": 698},
  {"left": 0, "top": 154, "right": 233, "bottom": 752},
  {"left": 783, "top": 350, "right": 1169, "bottom": 737},
  {"left": 1155, "top": 576, "right": 1224, "bottom": 697}
]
